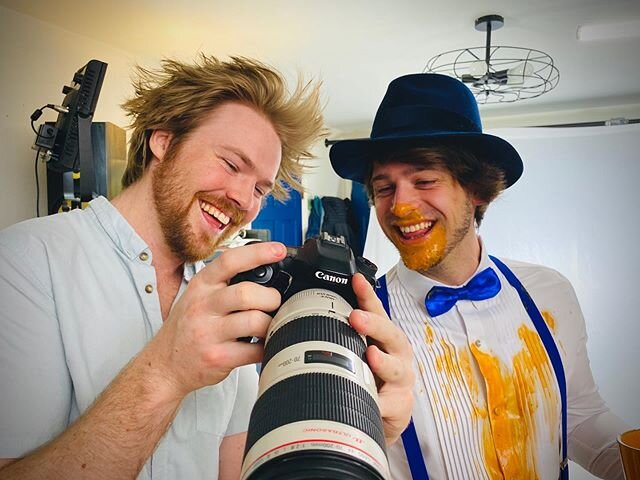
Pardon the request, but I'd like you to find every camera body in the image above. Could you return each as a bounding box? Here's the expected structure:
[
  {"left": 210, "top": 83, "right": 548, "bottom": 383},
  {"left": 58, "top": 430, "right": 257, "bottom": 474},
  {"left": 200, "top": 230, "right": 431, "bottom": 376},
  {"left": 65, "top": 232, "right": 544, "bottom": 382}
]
[{"left": 230, "top": 232, "right": 377, "bottom": 309}]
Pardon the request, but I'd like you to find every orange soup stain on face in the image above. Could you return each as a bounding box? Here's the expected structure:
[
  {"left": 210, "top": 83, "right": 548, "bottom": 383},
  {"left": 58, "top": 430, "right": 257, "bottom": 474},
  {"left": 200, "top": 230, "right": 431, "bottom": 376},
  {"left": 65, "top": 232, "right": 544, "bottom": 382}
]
[
  {"left": 397, "top": 222, "right": 447, "bottom": 272},
  {"left": 390, "top": 202, "right": 423, "bottom": 220}
]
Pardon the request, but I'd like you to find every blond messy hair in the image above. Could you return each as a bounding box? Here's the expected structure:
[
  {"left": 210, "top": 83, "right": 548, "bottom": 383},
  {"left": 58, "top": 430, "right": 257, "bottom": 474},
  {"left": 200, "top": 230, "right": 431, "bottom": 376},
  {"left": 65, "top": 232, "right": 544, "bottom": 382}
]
[{"left": 121, "top": 55, "right": 326, "bottom": 200}]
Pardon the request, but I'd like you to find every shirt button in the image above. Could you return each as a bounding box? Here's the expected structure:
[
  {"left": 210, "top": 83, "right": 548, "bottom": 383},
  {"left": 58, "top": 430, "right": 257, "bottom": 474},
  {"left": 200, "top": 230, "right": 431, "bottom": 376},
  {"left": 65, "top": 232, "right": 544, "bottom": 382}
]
[
  {"left": 493, "top": 406, "right": 502, "bottom": 416},
  {"left": 139, "top": 252, "right": 149, "bottom": 261},
  {"left": 474, "top": 339, "right": 483, "bottom": 348},
  {"left": 144, "top": 284, "right": 154, "bottom": 294}
]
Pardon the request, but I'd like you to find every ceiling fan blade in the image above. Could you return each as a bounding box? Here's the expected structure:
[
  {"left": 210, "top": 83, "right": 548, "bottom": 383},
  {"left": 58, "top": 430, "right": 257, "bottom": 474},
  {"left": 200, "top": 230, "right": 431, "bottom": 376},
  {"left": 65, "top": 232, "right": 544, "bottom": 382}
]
[
  {"left": 468, "top": 60, "right": 488, "bottom": 77},
  {"left": 461, "top": 74, "right": 480, "bottom": 83},
  {"left": 488, "top": 69, "right": 509, "bottom": 85},
  {"left": 507, "top": 61, "right": 534, "bottom": 85}
]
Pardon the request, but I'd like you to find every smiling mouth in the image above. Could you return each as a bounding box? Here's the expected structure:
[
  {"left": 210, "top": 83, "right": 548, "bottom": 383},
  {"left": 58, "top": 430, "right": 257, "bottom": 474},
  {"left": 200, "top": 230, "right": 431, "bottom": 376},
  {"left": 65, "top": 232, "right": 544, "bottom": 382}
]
[
  {"left": 396, "top": 221, "right": 433, "bottom": 240},
  {"left": 199, "top": 200, "right": 231, "bottom": 230}
]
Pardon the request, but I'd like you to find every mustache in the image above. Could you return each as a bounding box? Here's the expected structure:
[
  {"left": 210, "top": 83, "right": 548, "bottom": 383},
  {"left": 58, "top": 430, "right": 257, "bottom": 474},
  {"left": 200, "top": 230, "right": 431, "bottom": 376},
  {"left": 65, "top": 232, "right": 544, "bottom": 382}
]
[{"left": 198, "top": 194, "right": 246, "bottom": 225}]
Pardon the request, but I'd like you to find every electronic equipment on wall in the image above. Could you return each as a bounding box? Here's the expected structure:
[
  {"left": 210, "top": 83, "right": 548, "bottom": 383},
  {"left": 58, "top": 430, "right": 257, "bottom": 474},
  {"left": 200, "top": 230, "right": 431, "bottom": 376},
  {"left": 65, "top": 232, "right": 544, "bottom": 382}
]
[{"left": 31, "top": 59, "right": 108, "bottom": 213}]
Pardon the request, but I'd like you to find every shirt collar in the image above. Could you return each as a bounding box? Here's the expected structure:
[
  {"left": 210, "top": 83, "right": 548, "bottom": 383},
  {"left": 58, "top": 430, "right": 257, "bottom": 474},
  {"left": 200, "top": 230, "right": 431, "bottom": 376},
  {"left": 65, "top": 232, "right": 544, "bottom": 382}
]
[
  {"left": 88, "top": 196, "right": 202, "bottom": 282},
  {"left": 396, "top": 237, "right": 493, "bottom": 307}
]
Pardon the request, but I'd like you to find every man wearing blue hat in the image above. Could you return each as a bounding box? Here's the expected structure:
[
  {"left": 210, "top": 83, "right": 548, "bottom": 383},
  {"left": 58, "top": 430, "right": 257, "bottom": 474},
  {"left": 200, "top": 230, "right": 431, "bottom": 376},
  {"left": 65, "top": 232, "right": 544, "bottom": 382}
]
[{"left": 330, "top": 73, "right": 628, "bottom": 479}]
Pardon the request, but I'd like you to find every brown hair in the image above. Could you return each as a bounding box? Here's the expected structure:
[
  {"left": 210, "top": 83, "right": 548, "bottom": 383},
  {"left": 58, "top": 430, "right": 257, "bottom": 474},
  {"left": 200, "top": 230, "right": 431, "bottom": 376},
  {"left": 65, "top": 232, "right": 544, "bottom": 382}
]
[
  {"left": 365, "top": 145, "right": 506, "bottom": 226},
  {"left": 121, "top": 55, "right": 326, "bottom": 200}
]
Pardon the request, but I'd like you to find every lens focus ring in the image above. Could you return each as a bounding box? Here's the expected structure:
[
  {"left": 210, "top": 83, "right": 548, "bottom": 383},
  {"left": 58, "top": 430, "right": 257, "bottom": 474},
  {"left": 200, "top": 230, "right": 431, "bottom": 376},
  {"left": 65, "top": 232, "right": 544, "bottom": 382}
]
[
  {"left": 263, "top": 315, "right": 367, "bottom": 368},
  {"left": 245, "top": 372, "right": 386, "bottom": 455}
]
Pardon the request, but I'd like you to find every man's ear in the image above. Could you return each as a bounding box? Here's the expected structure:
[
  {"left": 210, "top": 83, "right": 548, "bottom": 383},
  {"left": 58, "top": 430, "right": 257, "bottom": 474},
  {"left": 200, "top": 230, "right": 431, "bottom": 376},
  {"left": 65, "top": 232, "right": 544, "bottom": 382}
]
[
  {"left": 471, "top": 197, "right": 485, "bottom": 207},
  {"left": 149, "top": 130, "right": 173, "bottom": 162},
  {"left": 469, "top": 191, "right": 485, "bottom": 208}
]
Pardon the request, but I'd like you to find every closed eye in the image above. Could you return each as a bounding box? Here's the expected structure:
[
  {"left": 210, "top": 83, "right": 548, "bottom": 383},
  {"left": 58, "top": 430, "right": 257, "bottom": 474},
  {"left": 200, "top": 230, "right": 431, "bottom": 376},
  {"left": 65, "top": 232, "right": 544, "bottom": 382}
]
[
  {"left": 254, "top": 186, "right": 267, "bottom": 198},
  {"left": 415, "top": 179, "right": 436, "bottom": 188},
  {"left": 222, "top": 158, "right": 239, "bottom": 173}
]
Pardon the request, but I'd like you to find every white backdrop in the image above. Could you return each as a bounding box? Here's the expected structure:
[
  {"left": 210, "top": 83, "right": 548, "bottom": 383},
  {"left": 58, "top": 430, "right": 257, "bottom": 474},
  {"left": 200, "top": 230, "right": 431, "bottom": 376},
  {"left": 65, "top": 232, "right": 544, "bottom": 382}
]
[{"left": 363, "top": 123, "right": 640, "bottom": 480}]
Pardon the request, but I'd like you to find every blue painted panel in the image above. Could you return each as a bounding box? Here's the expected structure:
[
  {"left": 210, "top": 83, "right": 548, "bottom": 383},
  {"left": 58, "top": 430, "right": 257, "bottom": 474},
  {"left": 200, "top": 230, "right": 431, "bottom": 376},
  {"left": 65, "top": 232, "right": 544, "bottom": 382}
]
[{"left": 252, "top": 189, "right": 302, "bottom": 246}]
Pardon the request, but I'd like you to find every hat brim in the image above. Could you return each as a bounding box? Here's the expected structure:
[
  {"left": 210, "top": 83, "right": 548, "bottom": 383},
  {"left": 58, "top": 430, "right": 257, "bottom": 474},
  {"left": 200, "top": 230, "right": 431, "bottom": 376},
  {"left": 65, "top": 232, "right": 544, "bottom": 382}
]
[{"left": 329, "top": 132, "right": 523, "bottom": 188}]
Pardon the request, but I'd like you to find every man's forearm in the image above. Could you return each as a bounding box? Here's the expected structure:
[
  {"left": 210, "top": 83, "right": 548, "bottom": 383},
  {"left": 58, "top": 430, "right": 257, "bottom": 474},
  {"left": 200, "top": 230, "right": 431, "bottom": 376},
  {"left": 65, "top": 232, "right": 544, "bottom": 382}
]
[{"left": 0, "top": 352, "right": 183, "bottom": 479}]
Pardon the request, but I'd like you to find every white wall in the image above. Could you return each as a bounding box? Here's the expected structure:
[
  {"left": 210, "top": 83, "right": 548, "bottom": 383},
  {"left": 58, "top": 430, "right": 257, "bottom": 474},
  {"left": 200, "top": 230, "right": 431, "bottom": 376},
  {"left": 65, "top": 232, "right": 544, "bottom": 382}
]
[{"left": 0, "top": 6, "right": 141, "bottom": 229}]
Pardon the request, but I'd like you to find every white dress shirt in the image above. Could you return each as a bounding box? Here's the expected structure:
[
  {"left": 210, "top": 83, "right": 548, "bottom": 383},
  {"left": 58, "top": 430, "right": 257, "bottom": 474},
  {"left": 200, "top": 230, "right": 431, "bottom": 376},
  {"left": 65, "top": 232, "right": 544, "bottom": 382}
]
[{"left": 384, "top": 243, "right": 628, "bottom": 480}]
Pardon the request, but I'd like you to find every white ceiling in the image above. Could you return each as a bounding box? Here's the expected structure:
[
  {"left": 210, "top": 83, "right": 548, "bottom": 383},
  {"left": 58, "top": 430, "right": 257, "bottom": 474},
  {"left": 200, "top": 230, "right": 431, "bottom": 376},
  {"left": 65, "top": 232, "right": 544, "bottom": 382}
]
[{"left": 3, "top": 0, "right": 640, "bottom": 131}]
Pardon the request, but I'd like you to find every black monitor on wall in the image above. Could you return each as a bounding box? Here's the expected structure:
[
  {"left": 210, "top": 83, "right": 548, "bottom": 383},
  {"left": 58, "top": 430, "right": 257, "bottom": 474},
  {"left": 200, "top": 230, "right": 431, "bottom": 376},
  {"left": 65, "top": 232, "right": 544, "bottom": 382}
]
[{"left": 48, "top": 59, "right": 107, "bottom": 173}]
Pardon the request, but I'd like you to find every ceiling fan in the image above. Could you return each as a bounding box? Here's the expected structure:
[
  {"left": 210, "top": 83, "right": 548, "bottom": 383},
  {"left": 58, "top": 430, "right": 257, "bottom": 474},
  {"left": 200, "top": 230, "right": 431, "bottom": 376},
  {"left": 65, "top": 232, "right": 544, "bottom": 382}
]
[
  {"left": 460, "top": 15, "right": 533, "bottom": 88},
  {"left": 424, "top": 14, "right": 559, "bottom": 103}
]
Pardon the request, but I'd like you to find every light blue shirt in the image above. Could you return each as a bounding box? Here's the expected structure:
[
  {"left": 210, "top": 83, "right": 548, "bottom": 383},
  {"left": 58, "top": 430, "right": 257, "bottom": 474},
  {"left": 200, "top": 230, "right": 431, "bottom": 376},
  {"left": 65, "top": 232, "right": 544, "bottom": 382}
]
[{"left": 0, "top": 196, "right": 258, "bottom": 479}]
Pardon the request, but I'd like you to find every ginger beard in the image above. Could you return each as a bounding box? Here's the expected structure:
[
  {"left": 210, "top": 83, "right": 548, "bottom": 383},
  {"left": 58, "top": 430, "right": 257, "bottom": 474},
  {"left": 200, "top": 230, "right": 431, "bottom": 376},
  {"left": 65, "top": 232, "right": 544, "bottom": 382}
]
[
  {"left": 152, "top": 152, "right": 245, "bottom": 262},
  {"left": 381, "top": 200, "right": 475, "bottom": 273}
]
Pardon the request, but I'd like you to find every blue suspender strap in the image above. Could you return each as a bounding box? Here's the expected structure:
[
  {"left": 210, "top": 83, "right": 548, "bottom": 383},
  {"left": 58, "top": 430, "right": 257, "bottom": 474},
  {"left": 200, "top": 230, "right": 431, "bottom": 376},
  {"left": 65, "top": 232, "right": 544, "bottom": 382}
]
[
  {"left": 376, "top": 274, "right": 391, "bottom": 318},
  {"left": 375, "top": 275, "right": 430, "bottom": 480},
  {"left": 401, "top": 419, "right": 429, "bottom": 480},
  {"left": 489, "top": 256, "right": 569, "bottom": 480}
]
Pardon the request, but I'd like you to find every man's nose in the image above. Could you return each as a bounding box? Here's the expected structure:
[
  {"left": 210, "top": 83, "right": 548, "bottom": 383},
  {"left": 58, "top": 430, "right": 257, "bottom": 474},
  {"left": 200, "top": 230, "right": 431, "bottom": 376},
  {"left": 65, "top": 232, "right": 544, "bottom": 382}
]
[
  {"left": 390, "top": 185, "right": 419, "bottom": 217},
  {"left": 226, "top": 178, "right": 255, "bottom": 211}
]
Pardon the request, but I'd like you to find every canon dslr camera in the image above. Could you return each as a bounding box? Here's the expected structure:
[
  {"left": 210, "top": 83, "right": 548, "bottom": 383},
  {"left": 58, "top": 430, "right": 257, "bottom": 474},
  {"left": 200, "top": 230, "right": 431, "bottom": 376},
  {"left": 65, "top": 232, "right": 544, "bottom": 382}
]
[{"left": 232, "top": 232, "right": 389, "bottom": 480}]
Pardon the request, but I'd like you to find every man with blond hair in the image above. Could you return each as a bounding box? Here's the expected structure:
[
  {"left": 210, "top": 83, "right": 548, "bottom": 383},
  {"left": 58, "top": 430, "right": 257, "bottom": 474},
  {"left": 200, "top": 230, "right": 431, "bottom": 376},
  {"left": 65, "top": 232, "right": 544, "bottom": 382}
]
[{"left": 0, "top": 56, "right": 414, "bottom": 479}]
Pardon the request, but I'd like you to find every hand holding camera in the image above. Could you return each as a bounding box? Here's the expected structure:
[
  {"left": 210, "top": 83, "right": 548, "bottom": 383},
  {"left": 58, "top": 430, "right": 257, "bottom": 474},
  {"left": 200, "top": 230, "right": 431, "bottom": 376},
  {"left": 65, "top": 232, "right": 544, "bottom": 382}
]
[
  {"left": 232, "top": 233, "right": 414, "bottom": 480},
  {"left": 142, "top": 241, "right": 287, "bottom": 400}
]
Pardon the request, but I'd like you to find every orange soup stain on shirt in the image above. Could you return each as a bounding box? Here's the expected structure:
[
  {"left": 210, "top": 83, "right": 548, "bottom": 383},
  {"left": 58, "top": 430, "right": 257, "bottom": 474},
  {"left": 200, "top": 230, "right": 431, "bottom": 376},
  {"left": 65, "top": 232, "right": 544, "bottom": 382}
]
[
  {"left": 469, "top": 324, "right": 558, "bottom": 480},
  {"left": 459, "top": 348, "right": 503, "bottom": 479},
  {"left": 430, "top": 330, "right": 558, "bottom": 478},
  {"left": 458, "top": 349, "right": 481, "bottom": 413},
  {"left": 541, "top": 311, "right": 556, "bottom": 333},
  {"left": 425, "top": 323, "right": 435, "bottom": 344},
  {"left": 515, "top": 324, "right": 558, "bottom": 442}
]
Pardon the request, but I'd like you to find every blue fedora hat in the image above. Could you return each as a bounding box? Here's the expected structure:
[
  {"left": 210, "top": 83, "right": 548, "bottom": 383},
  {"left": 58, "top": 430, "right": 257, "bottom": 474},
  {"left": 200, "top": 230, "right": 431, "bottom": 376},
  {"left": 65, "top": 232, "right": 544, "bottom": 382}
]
[{"left": 329, "top": 73, "right": 523, "bottom": 187}]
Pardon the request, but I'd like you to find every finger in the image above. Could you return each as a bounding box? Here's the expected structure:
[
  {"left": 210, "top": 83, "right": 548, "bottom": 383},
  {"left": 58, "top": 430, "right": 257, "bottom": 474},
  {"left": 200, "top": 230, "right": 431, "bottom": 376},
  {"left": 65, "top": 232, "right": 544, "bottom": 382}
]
[
  {"left": 366, "top": 344, "right": 414, "bottom": 387},
  {"left": 351, "top": 273, "right": 387, "bottom": 317},
  {"left": 378, "top": 388, "right": 414, "bottom": 445},
  {"left": 217, "top": 309, "right": 273, "bottom": 342},
  {"left": 366, "top": 344, "right": 415, "bottom": 445},
  {"left": 204, "top": 340, "right": 266, "bottom": 371},
  {"left": 349, "top": 308, "right": 410, "bottom": 358},
  {"left": 199, "top": 242, "right": 287, "bottom": 285},
  {"left": 211, "top": 282, "right": 281, "bottom": 315}
]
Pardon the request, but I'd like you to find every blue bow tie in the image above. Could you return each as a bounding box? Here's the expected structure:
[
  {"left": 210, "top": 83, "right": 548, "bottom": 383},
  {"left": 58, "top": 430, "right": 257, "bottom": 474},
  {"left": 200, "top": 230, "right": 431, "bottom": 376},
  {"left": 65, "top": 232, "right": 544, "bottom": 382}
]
[{"left": 425, "top": 267, "right": 501, "bottom": 317}]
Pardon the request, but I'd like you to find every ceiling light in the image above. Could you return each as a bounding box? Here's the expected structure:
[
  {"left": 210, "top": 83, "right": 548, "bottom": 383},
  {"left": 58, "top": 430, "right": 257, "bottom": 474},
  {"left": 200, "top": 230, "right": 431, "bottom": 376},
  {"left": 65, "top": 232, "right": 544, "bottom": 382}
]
[
  {"left": 424, "top": 14, "right": 560, "bottom": 104},
  {"left": 577, "top": 20, "right": 640, "bottom": 42}
]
